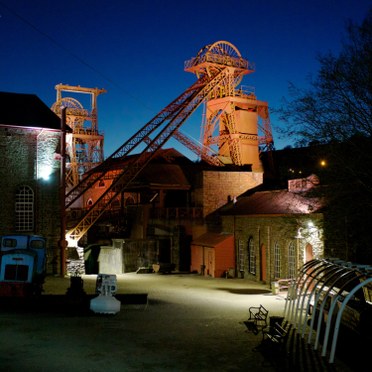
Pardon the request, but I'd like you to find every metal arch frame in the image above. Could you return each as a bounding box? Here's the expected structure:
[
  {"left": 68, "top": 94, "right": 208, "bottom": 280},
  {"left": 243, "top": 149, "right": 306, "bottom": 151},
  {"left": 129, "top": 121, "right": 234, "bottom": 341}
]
[
  {"left": 321, "top": 271, "right": 369, "bottom": 357},
  {"left": 284, "top": 258, "right": 372, "bottom": 365},
  {"left": 313, "top": 269, "right": 356, "bottom": 350},
  {"left": 305, "top": 265, "right": 350, "bottom": 342},
  {"left": 329, "top": 276, "right": 372, "bottom": 363},
  {"left": 285, "top": 259, "right": 317, "bottom": 321},
  {"left": 288, "top": 259, "right": 325, "bottom": 327},
  {"left": 293, "top": 260, "right": 332, "bottom": 329},
  {"left": 297, "top": 261, "right": 335, "bottom": 334},
  {"left": 283, "top": 258, "right": 342, "bottom": 321}
]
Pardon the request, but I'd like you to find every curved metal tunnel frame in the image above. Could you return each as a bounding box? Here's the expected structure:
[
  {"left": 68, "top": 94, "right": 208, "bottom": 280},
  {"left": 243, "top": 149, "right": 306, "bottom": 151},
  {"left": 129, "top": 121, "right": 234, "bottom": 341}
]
[{"left": 283, "top": 258, "right": 372, "bottom": 364}]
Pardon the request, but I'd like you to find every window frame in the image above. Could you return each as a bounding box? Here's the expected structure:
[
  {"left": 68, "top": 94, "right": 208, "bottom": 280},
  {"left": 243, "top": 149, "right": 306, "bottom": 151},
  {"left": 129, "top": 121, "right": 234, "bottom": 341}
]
[
  {"left": 15, "top": 185, "right": 34, "bottom": 232},
  {"left": 274, "top": 241, "right": 281, "bottom": 279},
  {"left": 248, "top": 237, "right": 256, "bottom": 275},
  {"left": 288, "top": 241, "right": 296, "bottom": 279}
]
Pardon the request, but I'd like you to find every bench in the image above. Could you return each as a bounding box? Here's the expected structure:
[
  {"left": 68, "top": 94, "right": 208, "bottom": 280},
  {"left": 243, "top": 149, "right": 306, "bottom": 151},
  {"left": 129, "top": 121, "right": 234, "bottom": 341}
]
[
  {"left": 262, "top": 321, "right": 290, "bottom": 351},
  {"left": 277, "top": 279, "right": 293, "bottom": 292},
  {"left": 253, "top": 320, "right": 291, "bottom": 367},
  {"left": 243, "top": 304, "right": 269, "bottom": 334}
]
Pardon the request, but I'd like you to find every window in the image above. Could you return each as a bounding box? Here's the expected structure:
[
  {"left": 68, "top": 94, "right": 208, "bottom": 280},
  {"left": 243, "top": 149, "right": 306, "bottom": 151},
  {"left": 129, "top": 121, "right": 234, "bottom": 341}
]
[
  {"left": 288, "top": 241, "right": 296, "bottom": 278},
  {"left": 112, "top": 198, "right": 120, "bottom": 209},
  {"left": 248, "top": 238, "right": 256, "bottom": 275},
  {"left": 30, "top": 239, "right": 45, "bottom": 249},
  {"left": 3, "top": 239, "right": 17, "bottom": 248},
  {"left": 238, "top": 240, "right": 244, "bottom": 272},
  {"left": 274, "top": 241, "right": 281, "bottom": 279},
  {"left": 125, "top": 196, "right": 135, "bottom": 206},
  {"left": 15, "top": 186, "right": 34, "bottom": 232}
]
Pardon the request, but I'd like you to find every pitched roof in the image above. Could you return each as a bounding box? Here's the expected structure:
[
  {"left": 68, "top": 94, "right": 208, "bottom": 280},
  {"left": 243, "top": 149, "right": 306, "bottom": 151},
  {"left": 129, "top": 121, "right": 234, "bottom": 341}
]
[
  {"left": 192, "top": 232, "right": 233, "bottom": 247},
  {"left": 0, "top": 91, "right": 61, "bottom": 130},
  {"left": 220, "top": 189, "right": 324, "bottom": 216},
  {"left": 134, "top": 163, "right": 191, "bottom": 189}
]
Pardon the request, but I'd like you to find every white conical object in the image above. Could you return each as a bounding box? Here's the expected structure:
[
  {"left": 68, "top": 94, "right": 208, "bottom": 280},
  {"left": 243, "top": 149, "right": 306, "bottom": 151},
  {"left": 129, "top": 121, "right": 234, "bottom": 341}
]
[{"left": 90, "top": 294, "right": 121, "bottom": 314}]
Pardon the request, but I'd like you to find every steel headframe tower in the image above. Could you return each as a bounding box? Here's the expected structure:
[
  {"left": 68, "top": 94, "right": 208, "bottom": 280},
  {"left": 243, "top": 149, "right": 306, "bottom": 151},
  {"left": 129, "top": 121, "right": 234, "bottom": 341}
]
[
  {"left": 51, "top": 84, "right": 106, "bottom": 187},
  {"left": 185, "top": 41, "right": 274, "bottom": 171}
]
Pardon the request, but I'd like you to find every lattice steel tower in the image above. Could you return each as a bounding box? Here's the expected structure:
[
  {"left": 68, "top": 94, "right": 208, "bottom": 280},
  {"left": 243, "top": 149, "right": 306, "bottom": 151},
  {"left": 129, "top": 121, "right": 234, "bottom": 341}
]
[
  {"left": 51, "top": 84, "right": 106, "bottom": 187},
  {"left": 64, "top": 41, "right": 273, "bottom": 246},
  {"left": 185, "top": 41, "right": 274, "bottom": 171}
]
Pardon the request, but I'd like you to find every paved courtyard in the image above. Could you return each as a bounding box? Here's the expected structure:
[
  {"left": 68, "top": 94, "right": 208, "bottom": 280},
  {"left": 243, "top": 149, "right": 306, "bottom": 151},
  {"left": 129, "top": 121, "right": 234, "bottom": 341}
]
[{"left": 0, "top": 273, "right": 357, "bottom": 371}]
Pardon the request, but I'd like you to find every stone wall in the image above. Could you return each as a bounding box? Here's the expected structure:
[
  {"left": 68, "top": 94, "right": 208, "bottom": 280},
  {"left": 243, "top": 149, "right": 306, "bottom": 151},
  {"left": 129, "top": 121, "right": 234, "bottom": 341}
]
[
  {"left": 0, "top": 127, "right": 62, "bottom": 275},
  {"left": 221, "top": 213, "right": 324, "bottom": 283},
  {"left": 194, "top": 170, "right": 263, "bottom": 217}
]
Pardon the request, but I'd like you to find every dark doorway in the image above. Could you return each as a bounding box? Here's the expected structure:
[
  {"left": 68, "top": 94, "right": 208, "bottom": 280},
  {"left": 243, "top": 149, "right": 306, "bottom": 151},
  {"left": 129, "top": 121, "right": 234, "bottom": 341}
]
[{"left": 158, "top": 238, "right": 171, "bottom": 263}]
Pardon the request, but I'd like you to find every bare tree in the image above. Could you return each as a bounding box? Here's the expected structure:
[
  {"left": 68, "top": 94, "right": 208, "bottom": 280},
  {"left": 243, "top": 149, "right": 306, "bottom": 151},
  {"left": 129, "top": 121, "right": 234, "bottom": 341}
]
[
  {"left": 276, "top": 10, "right": 372, "bottom": 263},
  {"left": 277, "top": 10, "right": 372, "bottom": 145}
]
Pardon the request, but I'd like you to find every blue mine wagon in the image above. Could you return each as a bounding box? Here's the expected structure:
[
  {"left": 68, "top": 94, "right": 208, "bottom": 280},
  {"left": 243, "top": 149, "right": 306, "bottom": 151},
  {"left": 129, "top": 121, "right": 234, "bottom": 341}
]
[{"left": 0, "top": 234, "right": 47, "bottom": 296}]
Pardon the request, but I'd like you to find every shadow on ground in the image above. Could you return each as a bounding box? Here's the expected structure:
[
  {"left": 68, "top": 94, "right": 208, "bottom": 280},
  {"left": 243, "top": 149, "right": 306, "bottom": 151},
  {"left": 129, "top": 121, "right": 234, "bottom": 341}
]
[
  {"left": 249, "top": 321, "right": 365, "bottom": 371},
  {"left": 217, "top": 287, "right": 272, "bottom": 295}
]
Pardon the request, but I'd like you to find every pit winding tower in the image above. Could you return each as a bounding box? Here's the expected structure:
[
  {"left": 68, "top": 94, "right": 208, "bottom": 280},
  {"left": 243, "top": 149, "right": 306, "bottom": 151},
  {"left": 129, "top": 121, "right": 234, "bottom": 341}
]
[
  {"left": 51, "top": 84, "right": 106, "bottom": 187},
  {"left": 64, "top": 41, "right": 273, "bottom": 246},
  {"left": 184, "top": 41, "right": 274, "bottom": 170}
]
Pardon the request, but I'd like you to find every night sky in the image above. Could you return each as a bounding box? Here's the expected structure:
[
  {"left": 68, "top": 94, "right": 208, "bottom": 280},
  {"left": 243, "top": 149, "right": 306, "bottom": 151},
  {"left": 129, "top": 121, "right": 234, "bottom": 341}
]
[{"left": 1, "top": 0, "right": 370, "bottom": 160}]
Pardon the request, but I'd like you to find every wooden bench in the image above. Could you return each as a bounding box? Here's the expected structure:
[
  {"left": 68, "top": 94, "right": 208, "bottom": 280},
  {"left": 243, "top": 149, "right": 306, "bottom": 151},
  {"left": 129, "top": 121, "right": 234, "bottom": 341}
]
[
  {"left": 253, "top": 320, "right": 291, "bottom": 366},
  {"left": 243, "top": 304, "right": 269, "bottom": 334},
  {"left": 262, "top": 321, "right": 290, "bottom": 351}
]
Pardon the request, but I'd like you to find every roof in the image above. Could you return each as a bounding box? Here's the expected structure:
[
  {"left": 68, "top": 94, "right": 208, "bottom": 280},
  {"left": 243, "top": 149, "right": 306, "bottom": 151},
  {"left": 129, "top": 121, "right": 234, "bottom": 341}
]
[
  {"left": 220, "top": 189, "right": 324, "bottom": 216},
  {"left": 192, "top": 232, "right": 233, "bottom": 247},
  {"left": 134, "top": 163, "right": 190, "bottom": 189},
  {"left": 0, "top": 91, "right": 61, "bottom": 130},
  {"left": 91, "top": 148, "right": 194, "bottom": 190}
]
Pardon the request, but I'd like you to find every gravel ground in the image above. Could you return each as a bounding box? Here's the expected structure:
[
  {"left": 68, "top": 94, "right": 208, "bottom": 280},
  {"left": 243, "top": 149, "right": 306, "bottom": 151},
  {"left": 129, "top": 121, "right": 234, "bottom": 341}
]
[{"left": 0, "top": 273, "right": 355, "bottom": 371}]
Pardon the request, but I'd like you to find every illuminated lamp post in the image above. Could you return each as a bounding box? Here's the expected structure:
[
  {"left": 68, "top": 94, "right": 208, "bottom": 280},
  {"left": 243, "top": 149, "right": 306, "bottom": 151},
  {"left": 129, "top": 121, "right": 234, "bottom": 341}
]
[{"left": 295, "top": 227, "right": 303, "bottom": 268}]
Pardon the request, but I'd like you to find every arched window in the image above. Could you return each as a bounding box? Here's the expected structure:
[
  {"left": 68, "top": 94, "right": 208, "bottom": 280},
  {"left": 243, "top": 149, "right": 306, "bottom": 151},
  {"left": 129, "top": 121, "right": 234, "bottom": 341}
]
[
  {"left": 15, "top": 185, "right": 34, "bottom": 232},
  {"left": 274, "top": 241, "right": 281, "bottom": 279},
  {"left": 125, "top": 195, "right": 135, "bottom": 206},
  {"left": 288, "top": 241, "right": 296, "bottom": 278},
  {"left": 248, "top": 237, "right": 256, "bottom": 275},
  {"left": 112, "top": 198, "right": 120, "bottom": 209}
]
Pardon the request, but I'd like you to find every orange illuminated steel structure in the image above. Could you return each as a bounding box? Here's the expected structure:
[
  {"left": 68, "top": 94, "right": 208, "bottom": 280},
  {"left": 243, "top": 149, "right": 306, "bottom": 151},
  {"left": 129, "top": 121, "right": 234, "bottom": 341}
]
[
  {"left": 64, "top": 41, "right": 268, "bottom": 247},
  {"left": 185, "top": 41, "right": 274, "bottom": 170},
  {"left": 51, "top": 84, "right": 106, "bottom": 187}
]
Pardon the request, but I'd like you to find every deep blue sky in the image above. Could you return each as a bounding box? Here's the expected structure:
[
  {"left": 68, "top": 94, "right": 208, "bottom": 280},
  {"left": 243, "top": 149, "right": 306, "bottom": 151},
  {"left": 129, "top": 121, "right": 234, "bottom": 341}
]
[{"left": 1, "top": 0, "right": 370, "bottom": 160}]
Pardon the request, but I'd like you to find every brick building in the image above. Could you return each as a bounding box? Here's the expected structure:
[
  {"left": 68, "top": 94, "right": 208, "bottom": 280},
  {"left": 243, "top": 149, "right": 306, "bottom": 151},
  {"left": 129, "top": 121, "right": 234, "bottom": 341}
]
[
  {"left": 71, "top": 145, "right": 328, "bottom": 282},
  {"left": 0, "top": 92, "right": 65, "bottom": 274},
  {"left": 217, "top": 175, "right": 324, "bottom": 284},
  {"left": 75, "top": 148, "right": 263, "bottom": 274}
]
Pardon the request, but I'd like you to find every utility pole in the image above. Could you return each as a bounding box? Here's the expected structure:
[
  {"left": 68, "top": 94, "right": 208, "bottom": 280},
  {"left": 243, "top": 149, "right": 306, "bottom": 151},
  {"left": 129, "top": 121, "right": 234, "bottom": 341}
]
[{"left": 59, "top": 107, "right": 67, "bottom": 277}]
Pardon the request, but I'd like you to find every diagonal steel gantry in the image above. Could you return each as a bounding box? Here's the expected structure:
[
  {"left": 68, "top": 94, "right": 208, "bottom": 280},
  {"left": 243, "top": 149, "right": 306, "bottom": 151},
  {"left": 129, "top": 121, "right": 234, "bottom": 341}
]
[{"left": 66, "top": 68, "right": 230, "bottom": 245}]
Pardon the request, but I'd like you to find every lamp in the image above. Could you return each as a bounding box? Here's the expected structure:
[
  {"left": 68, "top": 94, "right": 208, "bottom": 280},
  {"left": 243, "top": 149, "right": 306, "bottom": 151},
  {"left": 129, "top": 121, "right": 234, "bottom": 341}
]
[{"left": 295, "top": 228, "right": 303, "bottom": 239}]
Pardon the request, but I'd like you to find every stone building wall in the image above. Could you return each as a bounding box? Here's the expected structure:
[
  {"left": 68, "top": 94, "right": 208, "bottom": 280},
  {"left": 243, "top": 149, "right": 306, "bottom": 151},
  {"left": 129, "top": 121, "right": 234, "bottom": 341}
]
[
  {"left": 0, "top": 127, "right": 62, "bottom": 275},
  {"left": 221, "top": 213, "right": 324, "bottom": 283},
  {"left": 194, "top": 170, "right": 263, "bottom": 217}
]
